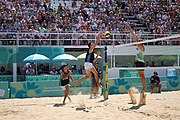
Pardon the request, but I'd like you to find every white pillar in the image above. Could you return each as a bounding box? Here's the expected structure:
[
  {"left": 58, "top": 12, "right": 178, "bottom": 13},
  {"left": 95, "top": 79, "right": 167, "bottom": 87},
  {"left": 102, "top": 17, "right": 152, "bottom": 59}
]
[
  {"left": 13, "top": 63, "right": 17, "bottom": 82},
  {"left": 113, "top": 54, "right": 115, "bottom": 68},
  {"left": 111, "top": 54, "right": 112, "bottom": 68},
  {"left": 178, "top": 54, "right": 179, "bottom": 66},
  {"left": 113, "top": 34, "right": 115, "bottom": 68}
]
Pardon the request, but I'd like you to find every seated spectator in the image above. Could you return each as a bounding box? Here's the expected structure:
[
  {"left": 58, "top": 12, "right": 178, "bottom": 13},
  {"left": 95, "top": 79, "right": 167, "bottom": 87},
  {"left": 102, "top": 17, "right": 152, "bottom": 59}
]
[
  {"left": 145, "top": 62, "right": 150, "bottom": 67},
  {"left": 22, "top": 64, "right": 27, "bottom": 76},
  {"left": 173, "top": 62, "right": 178, "bottom": 66},
  {"left": 150, "top": 71, "right": 162, "bottom": 93},
  {"left": 0, "top": 66, "right": 6, "bottom": 75},
  {"left": 151, "top": 61, "right": 156, "bottom": 67},
  {"left": 78, "top": 65, "right": 85, "bottom": 74},
  {"left": 38, "top": 64, "right": 44, "bottom": 75},
  {"left": 26, "top": 65, "right": 35, "bottom": 75},
  {"left": 49, "top": 66, "right": 58, "bottom": 75},
  {"left": 71, "top": 65, "right": 79, "bottom": 74},
  {"left": 17, "top": 67, "right": 22, "bottom": 75},
  {"left": 160, "top": 61, "right": 165, "bottom": 67}
]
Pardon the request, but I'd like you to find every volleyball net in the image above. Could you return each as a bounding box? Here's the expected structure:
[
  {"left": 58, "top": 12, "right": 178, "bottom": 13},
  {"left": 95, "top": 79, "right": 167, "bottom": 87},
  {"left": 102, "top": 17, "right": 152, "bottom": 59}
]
[{"left": 107, "top": 34, "right": 180, "bottom": 78}]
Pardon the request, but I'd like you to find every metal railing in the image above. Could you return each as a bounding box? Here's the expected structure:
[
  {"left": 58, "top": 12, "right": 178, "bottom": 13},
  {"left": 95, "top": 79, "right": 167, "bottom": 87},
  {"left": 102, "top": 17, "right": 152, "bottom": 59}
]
[{"left": 0, "top": 32, "right": 179, "bottom": 46}]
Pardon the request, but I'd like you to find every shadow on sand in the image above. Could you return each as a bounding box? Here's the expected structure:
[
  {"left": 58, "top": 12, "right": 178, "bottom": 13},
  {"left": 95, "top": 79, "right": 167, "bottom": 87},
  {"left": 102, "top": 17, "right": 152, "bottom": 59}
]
[
  {"left": 53, "top": 103, "right": 65, "bottom": 107},
  {"left": 120, "top": 104, "right": 144, "bottom": 111},
  {"left": 129, "top": 104, "right": 144, "bottom": 110},
  {"left": 98, "top": 99, "right": 108, "bottom": 103}
]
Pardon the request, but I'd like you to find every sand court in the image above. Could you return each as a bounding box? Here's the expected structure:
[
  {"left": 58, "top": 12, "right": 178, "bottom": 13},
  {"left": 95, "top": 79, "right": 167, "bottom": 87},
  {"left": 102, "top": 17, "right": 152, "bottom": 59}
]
[{"left": 0, "top": 91, "right": 180, "bottom": 120}]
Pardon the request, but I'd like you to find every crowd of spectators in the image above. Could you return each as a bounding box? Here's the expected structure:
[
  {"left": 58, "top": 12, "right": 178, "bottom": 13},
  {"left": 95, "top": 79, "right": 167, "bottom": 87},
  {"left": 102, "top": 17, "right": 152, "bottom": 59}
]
[
  {"left": 21, "top": 63, "right": 85, "bottom": 76},
  {"left": 0, "top": 0, "right": 179, "bottom": 45},
  {"left": 49, "top": 64, "right": 85, "bottom": 75},
  {"left": 132, "top": 0, "right": 179, "bottom": 34}
]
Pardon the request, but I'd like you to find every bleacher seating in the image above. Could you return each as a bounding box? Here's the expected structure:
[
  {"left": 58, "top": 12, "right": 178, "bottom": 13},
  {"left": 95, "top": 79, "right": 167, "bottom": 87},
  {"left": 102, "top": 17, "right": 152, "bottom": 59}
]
[{"left": 0, "top": 0, "right": 179, "bottom": 46}]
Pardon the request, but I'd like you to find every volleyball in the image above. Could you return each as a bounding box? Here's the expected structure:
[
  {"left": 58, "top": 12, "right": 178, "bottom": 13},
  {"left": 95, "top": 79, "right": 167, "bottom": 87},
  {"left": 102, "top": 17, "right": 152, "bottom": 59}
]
[{"left": 104, "top": 31, "right": 110, "bottom": 39}]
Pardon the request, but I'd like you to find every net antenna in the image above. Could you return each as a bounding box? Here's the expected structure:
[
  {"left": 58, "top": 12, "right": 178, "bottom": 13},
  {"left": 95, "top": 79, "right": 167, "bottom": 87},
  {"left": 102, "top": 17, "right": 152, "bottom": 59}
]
[{"left": 115, "top": 34, "right": 180, "bottom": 48}]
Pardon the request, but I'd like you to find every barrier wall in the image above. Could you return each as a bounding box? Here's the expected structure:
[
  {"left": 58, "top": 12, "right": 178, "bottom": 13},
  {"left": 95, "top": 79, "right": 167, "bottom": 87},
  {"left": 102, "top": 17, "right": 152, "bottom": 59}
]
[
  {"left": 0, "top": 75, "right": 13, "bottom": 82},
  {"left": 25, "top": 75, "right": 92, "bottom": 87},
  {"left": 108, "top": 75, "right": 180, "bottom": 94},
  {"left": 0, "top": 74, "right": 87, "bottom": 82},
  {"left": 26, "top": 75, "right": 60, "bottom": 81},
  {"left": 0, "top": 74, "right": 92, "bottom": 98},
  {"left": 10, "top": 76, "right": 92, "bottom": 98},
  {"left": 0, "top": 75, "right": 25, "bottom": 82},
  {"left": 0, "top": 82, "right": 9, "bottom": 98},
  {"left": 0, "top": 74, "right": 180, "bottom": 98},
  {"left": 9, "top": 75, "right": 180, "bottom": 98}
]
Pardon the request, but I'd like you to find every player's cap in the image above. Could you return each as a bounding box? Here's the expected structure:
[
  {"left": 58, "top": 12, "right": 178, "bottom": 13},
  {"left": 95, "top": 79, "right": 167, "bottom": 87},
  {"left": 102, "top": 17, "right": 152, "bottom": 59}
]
[
  {"left": 62, "top": 64, "right": 68, "bottom": 67},
  {"left": 60, "top": 63, "right": 68, "bottom": 69}
]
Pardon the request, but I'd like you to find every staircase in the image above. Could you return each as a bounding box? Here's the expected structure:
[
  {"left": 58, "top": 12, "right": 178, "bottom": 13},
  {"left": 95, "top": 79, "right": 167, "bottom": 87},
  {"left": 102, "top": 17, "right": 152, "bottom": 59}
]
[{"left": 125, "top": 14, "right": 155, "bottom": 40}]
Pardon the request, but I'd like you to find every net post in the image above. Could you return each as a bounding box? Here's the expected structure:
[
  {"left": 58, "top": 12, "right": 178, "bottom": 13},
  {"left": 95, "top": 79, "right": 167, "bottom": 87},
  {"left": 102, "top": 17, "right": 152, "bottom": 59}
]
[{"left": 103, "top": 45, "right": 108, "bottom": 100}]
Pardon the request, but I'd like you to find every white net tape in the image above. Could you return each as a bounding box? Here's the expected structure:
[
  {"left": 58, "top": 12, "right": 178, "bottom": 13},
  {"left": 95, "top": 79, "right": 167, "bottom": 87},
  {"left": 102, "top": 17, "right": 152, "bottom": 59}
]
[{"left": 115, "top": 34, "right": 180, "bottom": 48}]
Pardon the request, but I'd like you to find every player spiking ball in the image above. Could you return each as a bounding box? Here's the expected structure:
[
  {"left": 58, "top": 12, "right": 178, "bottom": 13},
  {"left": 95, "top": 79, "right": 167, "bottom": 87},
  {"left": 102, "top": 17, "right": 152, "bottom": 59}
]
[{"left": 74, "top": 31, "right": 104, "bottom": 88}]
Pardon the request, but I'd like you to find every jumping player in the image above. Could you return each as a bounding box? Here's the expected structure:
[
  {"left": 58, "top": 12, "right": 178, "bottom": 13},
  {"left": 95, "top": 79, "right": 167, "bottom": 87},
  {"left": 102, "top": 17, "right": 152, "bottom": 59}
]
[
  {"left": 74, "top": 32, "right": 104, "bottom": 88},
  {"left": 89, "top": 71, "right": 98, "bottom": 99},
  {"left": 90, "top": 62, "right": 103, "bottom": 98},
  {"left": 126, "top": 24, "right": 146, "bottom": 105},
  {"left": 60, "top": 64, "right": 75, "bottom": 105}
]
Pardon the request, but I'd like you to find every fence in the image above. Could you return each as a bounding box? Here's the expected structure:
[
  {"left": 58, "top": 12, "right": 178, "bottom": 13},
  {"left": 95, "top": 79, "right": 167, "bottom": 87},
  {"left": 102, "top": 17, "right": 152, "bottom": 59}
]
[{"left": 0, "top": 32, "right": 179, "bottom": 46}]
